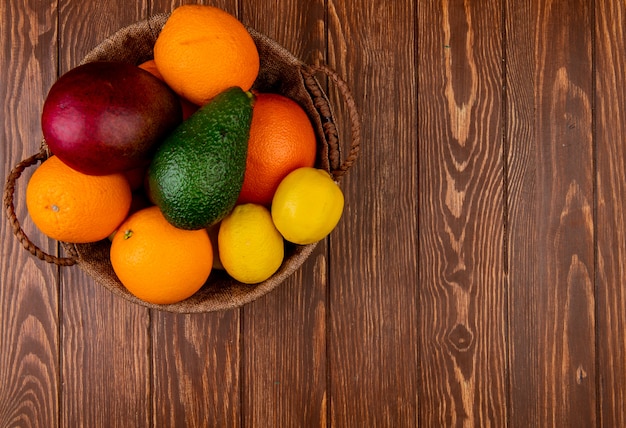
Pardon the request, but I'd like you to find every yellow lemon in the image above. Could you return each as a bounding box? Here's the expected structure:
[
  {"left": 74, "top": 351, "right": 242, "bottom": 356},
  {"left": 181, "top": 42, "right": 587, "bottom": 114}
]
[
  {"left": 218, "top": 204, "right": 284, "bottom": 284},
  {"left": 271, "top": 167, "right": 344, "bottom": 245}
]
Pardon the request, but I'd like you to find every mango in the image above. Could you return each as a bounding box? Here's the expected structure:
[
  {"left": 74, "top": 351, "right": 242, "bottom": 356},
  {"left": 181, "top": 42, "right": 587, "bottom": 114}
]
[{"left": 42, "top": 61, "right": 182, "bottom": 175}]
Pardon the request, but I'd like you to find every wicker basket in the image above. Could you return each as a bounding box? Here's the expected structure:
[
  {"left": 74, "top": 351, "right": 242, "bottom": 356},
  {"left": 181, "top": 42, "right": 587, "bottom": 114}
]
[{"left": 3, "top": 14, "right": 360, "bottom": 313}]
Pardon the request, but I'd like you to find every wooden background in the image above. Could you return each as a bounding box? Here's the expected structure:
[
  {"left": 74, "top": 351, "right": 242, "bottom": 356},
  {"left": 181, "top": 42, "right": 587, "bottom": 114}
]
[{"left": 1, "top": 0, "right": 625, "bottom": 426}]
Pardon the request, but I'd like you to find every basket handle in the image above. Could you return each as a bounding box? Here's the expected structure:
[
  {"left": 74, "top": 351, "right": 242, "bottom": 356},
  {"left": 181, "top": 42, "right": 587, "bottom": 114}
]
[
  {"left": 3, "top": 148, "right": 77, "bottom": 266},
  {"left": 302, "top": 64, "right": 361, "bottom": 182}
]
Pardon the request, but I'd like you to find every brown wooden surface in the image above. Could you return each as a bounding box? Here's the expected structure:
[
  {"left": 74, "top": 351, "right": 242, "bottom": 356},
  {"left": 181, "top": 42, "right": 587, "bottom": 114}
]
[{"left": 1, "top": 1, "right": 625, "bottom": 427}]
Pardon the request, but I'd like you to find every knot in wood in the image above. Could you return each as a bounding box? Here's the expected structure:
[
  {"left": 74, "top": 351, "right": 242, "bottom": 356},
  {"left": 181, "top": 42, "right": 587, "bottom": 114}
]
[{"left": 447, "top": 323, "right": 474, "bottom": 352}]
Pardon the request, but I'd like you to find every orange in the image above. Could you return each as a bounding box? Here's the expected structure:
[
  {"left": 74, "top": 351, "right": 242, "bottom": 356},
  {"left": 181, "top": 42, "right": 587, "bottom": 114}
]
[
  {"left": 26, "top": 156, "right": 132, "bottom": 244},
  {"left": 110, "top": 206, "right": 213, "bottom": 305},
  {"left": 237, "top": 92, "right": 317, "bottom": 206},
  {"left": 137, "top": 59, "right": 162, "bottom": 79},
  {"left": 137, "top": 60, "right": 199, "bottom": 120},
  {"left": 153, "top": 5, "right": 260, "bottom": 106}
]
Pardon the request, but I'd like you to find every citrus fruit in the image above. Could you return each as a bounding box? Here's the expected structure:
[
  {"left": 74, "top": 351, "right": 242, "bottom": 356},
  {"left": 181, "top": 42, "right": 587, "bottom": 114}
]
[
  {"left": 153, "top": 5, "right": 260, "bottom": 106},
  {"left": 271, "top": 167, "right": 344, "bottom": 245},
  {"left": 237, "top": 92, "right": 317, "bottom": 206},
  {"left": 110, "top": 206, "right": 213, "bottom": 305},
  {"left": 137, "top": 59, "right": 163, "bottom": 81},
  {"left": 137, "top": 59, "right": 162, "bottom": 78},
  {"left": 218, "top": 204, "right": 284, "bottom": 284},
  {"left": 137, "top": 59, "right": 198, "bottom": 120},
  {"left": 25, "top": 156, "right": 132, "bottom": 243}
]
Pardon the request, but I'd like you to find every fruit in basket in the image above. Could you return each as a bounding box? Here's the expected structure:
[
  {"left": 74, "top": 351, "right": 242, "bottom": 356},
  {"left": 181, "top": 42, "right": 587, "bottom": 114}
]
[
  {"left": 237, "top": 93, "right": 317, "bottom": 206},
  {"left": 26, "top": 156, "right": 132, "bottom": 244},
  {"left": 153, "top": 4, "right": 260, "bottom": 106},
  {"left": 218, "top": 204, "right": 284, "bottom": 284},
  {"left": 147, "top": 87, "right": 254, "bottom": 230},
  {"left": 137, "top": 59, "right": 199, "bottom": 120},
  {"left": 271, "top": 167, "right": 344, "bottom": 245},
  {"left": 110, "top": 206, "right": 213, "bottom": 305},
  {"left": 41, "top": 61, "right": 182, "bottom": 176}
]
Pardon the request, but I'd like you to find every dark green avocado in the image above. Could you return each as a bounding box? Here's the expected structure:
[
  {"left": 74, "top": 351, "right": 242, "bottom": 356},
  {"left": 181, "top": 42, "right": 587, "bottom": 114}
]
[{"left": 148, "top": 87, "right": 254, "bottom": 230}]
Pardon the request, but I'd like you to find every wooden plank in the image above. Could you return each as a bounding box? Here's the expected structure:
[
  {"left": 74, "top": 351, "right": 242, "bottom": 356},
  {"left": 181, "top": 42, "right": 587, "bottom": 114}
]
[
  {"left": 326, "top": 2, "right": 419, "bottom": 426},
  {"left": 417, "top": 0, "right": 506, "bottom": 425},
  {"left": 149, "top": 1, "right": 242, "bottom": 427},
  {"left": 237, "top": 2, "right": 328, "bottom": 426},
  {"left": 239, "top": 260, "right": 327, "bottom": 427},
  {"left": 506, "top": 0, "right": 596, "bottom": 426},
  {"left": 57, "top": 2, "right": 152, "bottom": 427},
  {"left": 0, "top": 1, "right": 60, "bottom": 427},
  {"left": 151, "top": 311, "right": 241, "bottom": 427},
  {"left": 594, "top": 1, "right": 626, "bottom": 426}
]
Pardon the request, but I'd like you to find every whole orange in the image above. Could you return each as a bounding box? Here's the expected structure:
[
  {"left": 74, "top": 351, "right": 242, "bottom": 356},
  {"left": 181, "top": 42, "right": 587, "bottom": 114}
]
[
  {"left": 110, "top": 206, "right": 213, "bottom": 305},
  {"left": 26, "top": 156, "right": 131, "bottom": 243},
  {"left": 137, "top": 60, "right": 198, "bottom": 120},
  {"left": 153, "top": 5, "right": 259, "bottom": 106},
  {"left": 237, "top": 92, "right": 318, "bottom": 206}
]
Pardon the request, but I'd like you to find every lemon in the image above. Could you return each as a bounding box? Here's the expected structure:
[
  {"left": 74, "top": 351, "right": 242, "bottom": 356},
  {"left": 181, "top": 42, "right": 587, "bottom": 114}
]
[
  {"left": 218, "top": 204, "right": 284, "bottom": 284},
  {"left": 271, "top": 167, "right": 344, "bottom": 245}
]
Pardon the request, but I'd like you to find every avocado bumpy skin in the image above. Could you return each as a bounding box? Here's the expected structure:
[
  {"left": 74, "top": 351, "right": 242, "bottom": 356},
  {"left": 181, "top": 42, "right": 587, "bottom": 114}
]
[{"left": 148, "top": 87, "right": 254, "bottom": 230}]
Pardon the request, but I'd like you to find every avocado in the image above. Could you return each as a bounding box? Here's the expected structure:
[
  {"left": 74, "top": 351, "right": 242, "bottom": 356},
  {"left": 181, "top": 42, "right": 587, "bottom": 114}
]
[{"left": 148, "top": 87, "right": 254, "bottom": 230}]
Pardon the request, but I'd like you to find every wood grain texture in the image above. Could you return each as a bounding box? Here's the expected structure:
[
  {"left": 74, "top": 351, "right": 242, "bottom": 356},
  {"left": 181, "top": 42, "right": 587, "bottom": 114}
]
[
  {"left": 151, "top": 311, "right": 240, "bottom": 427},
  {"left": 60, "top": 292, "right": 151, "bottom": 427},
  {"left": 327, "top": 1, "right": 419, "bottom": 426},
  {"left": 0, "top": 1, "right": 60, "bottom": 427},
  {"left": 56, "top": 2, "right": 152, "bottom": 427},
  {"left": 4, "top": 0, "right": 626, "bottom": 427},
  {"left": 239, "top": 2, "right": 328, "bottom": 426},
  {"left": 506, "top": 0, "right": 596, "bottom": 426},
  {"left": 594, "top": 1, "right": 626, "bottom": 426},
  {"left": 148, "top": 2, "right": 242, "bottom": 427},
  {"left": 240, "top": 260, "right": 327, "bottom": 427},
  {"left": 418, "top": 0, "right": 506, "bottom": 426}
]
